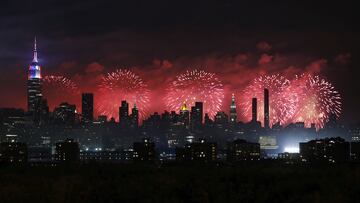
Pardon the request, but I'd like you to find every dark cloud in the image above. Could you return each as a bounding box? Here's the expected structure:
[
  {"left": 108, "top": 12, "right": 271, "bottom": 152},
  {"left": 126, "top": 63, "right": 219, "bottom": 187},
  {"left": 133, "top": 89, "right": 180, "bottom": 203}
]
[
  {"left": 334, "top": 53, "right": 351, "bottom": 65},
  {"left": 256, "top": 42, "right": 272, "bottom": 52}
]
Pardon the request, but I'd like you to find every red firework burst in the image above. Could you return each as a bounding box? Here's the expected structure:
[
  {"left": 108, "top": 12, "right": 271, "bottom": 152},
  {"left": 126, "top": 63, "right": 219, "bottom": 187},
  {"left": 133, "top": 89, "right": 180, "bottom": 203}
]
[
  {"left": 164, "top": 69, "right": 224, "bottom": 118},
  {"left": 96, "top": 69, "right": 150, "bottom": 121},
  {"left": 42, "top": 75, "right": 80, "bottom": 110},
  {"left": 290, "top": 74, "right": 342, "bottom": 129},
  {"left": 240, "top": 74, "right": 296, "bottom": 126}
]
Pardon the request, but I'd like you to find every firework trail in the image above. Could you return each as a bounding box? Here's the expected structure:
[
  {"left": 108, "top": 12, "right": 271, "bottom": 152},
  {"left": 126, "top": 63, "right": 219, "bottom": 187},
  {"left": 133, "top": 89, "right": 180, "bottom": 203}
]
[
  {"left": 290, "top": 74, "right": 342, "bottom": 129},
  {"left": 240, "top": 74, "right": 296, "bottom": 126},
  {"left": 96, "top": 69, "right": 150, "bottom": 121},
  {"left": 42, "top": 75, "right": 80, "bottom": 110},
  {"left": 164, "top": 69, "right": 224, "bottom": 118}
]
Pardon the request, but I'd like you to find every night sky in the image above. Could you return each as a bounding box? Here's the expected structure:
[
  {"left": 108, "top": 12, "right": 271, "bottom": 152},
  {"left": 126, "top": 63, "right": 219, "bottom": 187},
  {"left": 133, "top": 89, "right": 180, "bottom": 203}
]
[{"left": 0, "top": 0, "right": 359, "bottom": 125}]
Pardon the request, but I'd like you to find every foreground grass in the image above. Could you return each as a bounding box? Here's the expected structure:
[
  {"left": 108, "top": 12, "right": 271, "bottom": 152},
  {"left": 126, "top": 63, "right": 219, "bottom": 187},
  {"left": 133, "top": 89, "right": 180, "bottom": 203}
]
[{"left": 0, "top": 163, "right": 359, "bottom": 203}]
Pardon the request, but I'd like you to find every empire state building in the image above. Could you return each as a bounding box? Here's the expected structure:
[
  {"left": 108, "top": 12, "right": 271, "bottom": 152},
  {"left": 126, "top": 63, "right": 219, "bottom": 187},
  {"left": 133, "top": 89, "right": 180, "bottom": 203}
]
[{"left": 27, "top": 37, "right": 42, "bottom": 113}]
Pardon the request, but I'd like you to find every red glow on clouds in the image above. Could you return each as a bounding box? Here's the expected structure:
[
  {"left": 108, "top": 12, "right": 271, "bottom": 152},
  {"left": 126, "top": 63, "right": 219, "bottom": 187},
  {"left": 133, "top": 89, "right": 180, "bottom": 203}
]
[
  {"left": 258, "top": 54, "right": 273, "bottom": 65},
  {"left": 85, "top": 62, "right": 105, "bottom": 74},
  {"left": 0, "top": 42, "right": 345, "bottom": 128},
  {"left": 42, "top": 75, "right": 80, "bottom": 111},
  {"left": 305, "top": 59, "right": 327, "bottom": 74}
]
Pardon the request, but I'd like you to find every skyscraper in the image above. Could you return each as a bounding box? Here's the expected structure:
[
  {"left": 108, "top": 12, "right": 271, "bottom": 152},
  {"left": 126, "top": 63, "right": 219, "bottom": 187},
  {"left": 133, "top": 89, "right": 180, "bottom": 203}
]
[
  {"left": 252, "top": 98, "right": 257, "bottom": 122},
  {"left": 180, "top": 101, "right": 190, "bottom": 127},
  {"left": 53, "top": 102, "right": 76, "bottom": 125},
  {"left": 215, "top": 111, "right": 228, "bottom": 127},
  {"left": 190, "top": 102, "right": 203, "bottom": 131},
  {"left": 204, "top": 113, "right": 213, "bottom": 127},
  {"left": 264, "top": 89, "right": 270, "bottom": 129},
  {"left": 82, "top": 93, "right": 94, "bottom": 123},
  {"left": 230, "top": 93, "right": 237, "bottom": 124},
  {"left": 27, "top": 37, "right": 42, "bottom": 113},
  {"left": 119, "top": 100, "right": 129, "bottom": 128},
  {"left": 130, "top": 103, "right": 139, "bottom": 128},
  {"left": 33, "top": 97, "right": 49, "bottom": 125}
]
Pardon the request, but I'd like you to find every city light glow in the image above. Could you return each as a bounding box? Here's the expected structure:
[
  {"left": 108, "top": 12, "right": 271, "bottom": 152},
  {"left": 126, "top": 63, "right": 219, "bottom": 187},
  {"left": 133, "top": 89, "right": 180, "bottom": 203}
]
[{"left": 284, "top": 147, "right": 300, "bottom": 153}]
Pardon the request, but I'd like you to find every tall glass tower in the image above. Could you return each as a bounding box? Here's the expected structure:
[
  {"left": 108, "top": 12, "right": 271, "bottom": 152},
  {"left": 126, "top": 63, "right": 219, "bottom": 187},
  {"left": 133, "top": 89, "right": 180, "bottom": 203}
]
[{"left": 27, "top": 37, "right": 42, "bottom": 113}]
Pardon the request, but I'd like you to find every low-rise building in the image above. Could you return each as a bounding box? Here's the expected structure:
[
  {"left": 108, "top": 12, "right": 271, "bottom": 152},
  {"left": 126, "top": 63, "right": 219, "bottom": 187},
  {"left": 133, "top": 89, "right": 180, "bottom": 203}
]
[
  {"left": 0, "top": 142, "right": 27, "bottom": 164},
  {"left": 277, "top": 152, "right": 300, "bottom": 164},
  {"left": 133, "top": 138, "right": 156, "bottom": 162},
  {"left": 176, "top": 139, "right": 217, "bottom": 162},
  {"left": 227, "top": 139, "right": 260, "bottom": 161},
  {"left": 80, "top": 149, "right": 134, "bottom": 163},
  {"left": 55, "top": 139, "right": 80, "bottom": 163},
  {"left": 300, "top": 137, "right": 350, "bottom": 163}
]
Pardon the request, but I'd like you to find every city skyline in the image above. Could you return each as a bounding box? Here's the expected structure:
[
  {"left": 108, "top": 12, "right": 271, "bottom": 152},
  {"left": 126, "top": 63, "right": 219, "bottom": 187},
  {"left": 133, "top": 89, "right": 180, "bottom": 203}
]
[
  {"left": 0, "top": 1, "right": 359, "bottom": 126},
  {"left": 2, "top": 38, "right": 354, "bottom": 124},
  {"left": 1, "top": 2, "right": 359, "bottom": 202},
  {"left": 0, "top": 37, "right": 350, "bottom": 130}
]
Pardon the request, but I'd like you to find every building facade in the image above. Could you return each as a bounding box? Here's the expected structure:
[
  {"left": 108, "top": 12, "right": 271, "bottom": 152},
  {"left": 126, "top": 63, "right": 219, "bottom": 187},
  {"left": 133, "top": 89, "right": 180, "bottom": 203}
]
[
  {"left": 82, "top": 93, "right": 94, "bottom": 123},
  {"left": 227, "top": 139, "right": 260, "bottom": 161},
  {"left": 0, "top": 142, "right": 28, "bottom": 164},
  {"left": 300, "top": 137, "right": 350, "bottom": 163},
  {"left": 133, "top": 138, "right": 156, "bottom": 161},
  {"left": 55, "top": 139, "right": 80, "bottom": 163},
  {"left": 176, "top": 139, "right": 217, "bottom": 162},
  {"left": 190, "top": 102, "right": 203, "bottom": 131}
]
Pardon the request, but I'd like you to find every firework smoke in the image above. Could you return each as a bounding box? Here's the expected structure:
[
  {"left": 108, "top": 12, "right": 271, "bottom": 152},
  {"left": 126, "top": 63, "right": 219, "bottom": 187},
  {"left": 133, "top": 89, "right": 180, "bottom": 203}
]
[
  {"left": 96, "top": 69, "right": 150, "bottom": 120},
  {"left": 42, "top": 75, "right": 80, "bottom": 110},
  {"left": 290, "top": 74, "right": 342, "bottom": 129},
  {"left": 240, "top": 74, "right": 296, "bottom": 126},
  {"left": 164, "top": 69, "right": 224, "bottom": 118}
]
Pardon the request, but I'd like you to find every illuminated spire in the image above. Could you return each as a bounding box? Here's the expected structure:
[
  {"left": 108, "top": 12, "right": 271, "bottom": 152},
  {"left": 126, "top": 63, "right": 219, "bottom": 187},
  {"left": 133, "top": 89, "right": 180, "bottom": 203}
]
[
  {"left": 32, "top": 36, "right": 38, "bottom": 63},
  {"left": 180, "top": 101, "right": 188, "bottom": 111},
  {"left": 231, "top": 93, "right": 236, "bottom": 108}
]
